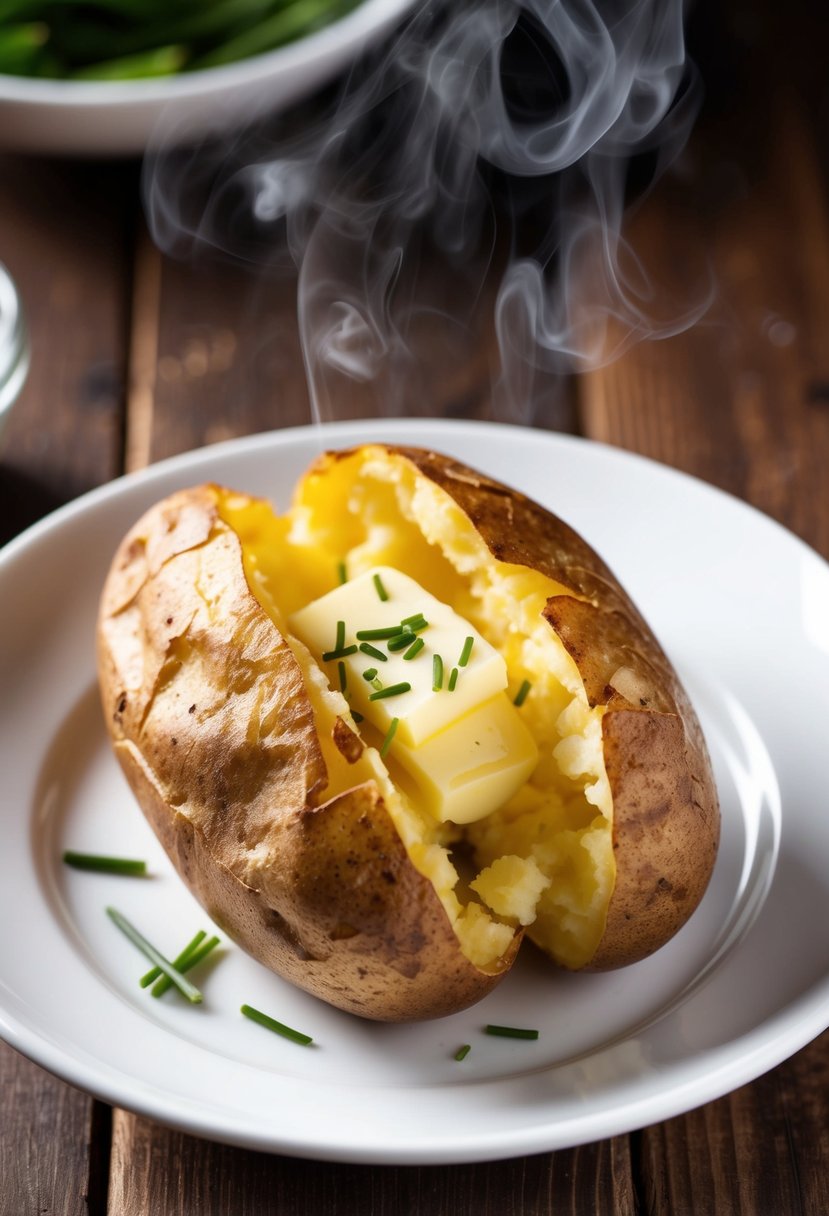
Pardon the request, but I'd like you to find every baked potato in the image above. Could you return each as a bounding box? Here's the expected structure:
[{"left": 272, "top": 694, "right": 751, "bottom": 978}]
[{"left": 97, "top": 444, "right": 719, "bottom": 1021}]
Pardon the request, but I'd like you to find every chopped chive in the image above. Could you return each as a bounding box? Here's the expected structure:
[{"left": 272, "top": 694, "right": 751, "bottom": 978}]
[
  {"left": 337, "top": 561, "right": 347, "bottom": 585},
  {"left": 106, "top": 908, "right": 202, "bottom": 1003},
  {"left": 458, "top": 636, "right": 474, "bottom": 668},
  {"left": 371, "top": 677, "right": 383, "bottom": 691},
  {"left": 403, "top": 637, "right": 425, "bottom": 661},
  {"left": 513, "top": 679, "right": 532, "bottom": 707},
  {"left": 373, "top": 573, "right": 389, "bottom": 602},
  {"left": 151, "top": 935, "right": 220, "bottom": 998},
  {"left": 379, "top": 717, "right": 399, "bottom": 758},
  {"left": 356, "top": 626, "right": 405, "bottom": 640},
  {"left": 140, "top": 929, "right": 206, "bottom": 988},
  {"left": 352, "top": 710, "right": 364, "bottom": 723},
  {"left": 338, "top": 661, "right": 348, "bottom": 693},
  {"left": 400, "top": 612, "right": 428, "bottom": 629},
  {"left": 362, "top": 667, "right": 378, "bottom": 681},
  {"left": 484, "top": 1024, "right": 539, "bottom": 1040},
  {"left": 448, "top": 667, "right": 459, "bottom": 692},
  {"left": 62, "top": 851, "right": 147, "bottom": 876},
  {"left": 335, "top": 620, "right": 346, "bottom": 651},
  {"left": 321, "top": 644, "right": 358, "bottom": 662},
  {"left": 241, "top": 1003, "right": 313, "bottom": 1046},
  {"left": 369, "top": 682, "right": 411, "bottom": 701},
  {"left": 432, "top": 654, "right": 444, "bottom": 691},
  {"left": 454, "top": 1044, "right": 471, "bottom": 1061},
  {"left": 359, "top": 642, "right": 387, "bottom": 662},
  {"left": 387, "top": 631, "right": 417, "bottom": 653}
]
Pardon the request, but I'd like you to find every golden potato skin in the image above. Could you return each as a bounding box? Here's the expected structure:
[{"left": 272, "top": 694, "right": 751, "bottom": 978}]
[
  {"left": 97, "top": 485, "right": 509, "bottom": 1021},
  {"left": 357, "top": 446, "right": 720, "bottom": 969}
]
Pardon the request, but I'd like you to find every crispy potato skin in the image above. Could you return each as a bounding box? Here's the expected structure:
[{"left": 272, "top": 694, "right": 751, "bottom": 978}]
[
  {"left": 360, "top": 446, "right": 720, "bottom": 968},
  {"left": 98, "top": 446, "right": 720, "bottom": 1021},
  {"left": 97, "top": 485, "right": 510, "bottom": 1021}
]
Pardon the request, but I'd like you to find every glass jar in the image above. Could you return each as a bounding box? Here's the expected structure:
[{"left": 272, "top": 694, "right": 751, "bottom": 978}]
[{"left": 0, "top": 263, "right": 30, "bottom": 439}]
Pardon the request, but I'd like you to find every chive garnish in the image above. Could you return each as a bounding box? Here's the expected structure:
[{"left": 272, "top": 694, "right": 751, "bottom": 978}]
[
  {"left": 484, "top": 1024, "right": 539, "bottom": 1040},
  {"left": 241, "top": 1003, "right": 313, "bottom": 1046},
  {"left": 458, "top": 636, "right": 474, "bottom": 668},
  {"left": 380, "top": 717, "right": 399, "bottom": 758},
  {"left": 373, "top": 573, "right": 389, "bottom": 602},
  {"left": 372, "top": 676, "right": 383, "bottom": 691},
  {"left": 335, "top": 620, "right": 346, "bottom": 651},
  {"left": 151, "top": 935, "right": 220, "bottom": 998},
  {"left": 359, "top": 642, "right": 387, "bottom": 662},
  {"left": 448, "top": 667, "right": 459, "bottom": 692},
  {"left": 362, "top": 667, "right": 378, "bottom": 681},
  {"left": 321, "top": 644, "right": 358, "bottom": 662},
  {"left": 403, "top": 637, "right": 425, "bottom": 661},
  {"left": 337, "top": 561, "right": 347, "bottom": 585},
  {"left": 140, "top": 928, "right": 205, "bottom": 988},
  {"left": 387, "top": 631, "right": 417, "bottom": 652},
  {"left": 106, "top": 908, "right": 202, "bottom": 1003},
  {"left": 62, "top": 851, "right": 147, "bottom": 876},
  {"left": 369, "top": 682, "right": 411, "bottom": 701},
  {"left": 401, "top": 613, "right": 428, "bottom": 632},
  {"left": 454, "top": 1044, "right": 471, "bottom": 1061},
  {"left": 432, "top": 654, "right": 444, "bottom": 691},
  {"left": 514, "top": 679, "right": 532, "bottom": 707},
  {"left": 356, "top": 626, "right": 405, "bottom": 640},
  {"left": 338, "top": 661, "right": 348, "bottom": 693}
]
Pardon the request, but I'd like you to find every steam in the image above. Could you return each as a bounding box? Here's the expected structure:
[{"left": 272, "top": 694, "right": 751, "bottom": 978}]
[{"left": 144, "top": 0, "right": 707, "bottom": 426}]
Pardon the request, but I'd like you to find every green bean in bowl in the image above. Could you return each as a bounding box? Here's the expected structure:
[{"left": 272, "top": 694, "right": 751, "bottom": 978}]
[{"left": 0, "top": 0, "right": 363, "bottom": 80}]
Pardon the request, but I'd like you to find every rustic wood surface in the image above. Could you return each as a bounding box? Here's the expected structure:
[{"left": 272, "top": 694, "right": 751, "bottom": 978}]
[{"left": 1, "top": 0, "right": 828, "bottom": 1212}]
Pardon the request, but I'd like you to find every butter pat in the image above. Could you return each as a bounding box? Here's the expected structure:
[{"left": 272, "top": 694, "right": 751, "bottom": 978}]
[
  {"left": 391, "top": 694, "right": 538, "bottom": 824},
  {"left": 289, "top": 566, "right": 507, "bottom": 746}
]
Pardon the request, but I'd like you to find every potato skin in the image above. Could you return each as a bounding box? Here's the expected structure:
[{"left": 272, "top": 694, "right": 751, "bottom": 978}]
[
  {"left": 97, "top": 484, "right": 511, "bottom": 1021},
  {"left": 366, "top": 446, "right": 720, "bottom": 968},
  {"left": 98, "top": 446, "right": 720, "bottom": 1021}
]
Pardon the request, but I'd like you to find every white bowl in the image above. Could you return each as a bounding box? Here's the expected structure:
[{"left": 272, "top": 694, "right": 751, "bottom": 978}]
[{"left": 0, "top": 0, "right": 416, "bottom": 156}]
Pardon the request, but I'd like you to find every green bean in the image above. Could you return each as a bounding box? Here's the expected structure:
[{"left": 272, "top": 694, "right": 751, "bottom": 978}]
[
  {"left": 0, "top": 22, "right": 47, "bottom": 74},
  {"left": 71, "top": 44, "right": 188, "bottom": 80},
  {"left": 192, "top": 0, "right": 357, "bottom": 69}
]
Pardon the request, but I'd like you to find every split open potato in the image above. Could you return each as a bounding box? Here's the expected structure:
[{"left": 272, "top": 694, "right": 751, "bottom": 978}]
[{"left": 97, "top": 445, "right": 719, "bottom": 1020}]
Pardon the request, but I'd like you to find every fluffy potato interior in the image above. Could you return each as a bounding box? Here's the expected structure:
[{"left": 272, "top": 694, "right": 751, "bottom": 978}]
[{"left": 217, "top": 448, "right": 614, "bottom": 970}]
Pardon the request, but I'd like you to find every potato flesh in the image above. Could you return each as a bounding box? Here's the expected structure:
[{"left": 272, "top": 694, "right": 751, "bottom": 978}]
[{"left": 218, "top": 450, "right": 614, "bottom": 971}]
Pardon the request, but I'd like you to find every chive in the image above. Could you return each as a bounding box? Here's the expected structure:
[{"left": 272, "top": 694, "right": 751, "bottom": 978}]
[
  {"left": 241, "top": 1003, "right": 313, "bottom": 1046},
  {"left": 140, "top": 928, "right": 205, "bottom": 988},
  {"left": 362, "top": 667, "right": 378, "bottom": 681},
  {"left": 106, "top": 908, "right": 202, "bottom": 1003},
  {"left": 62, "top": 851, "right": 147, "bottom": 876},
  {"left": 380, "top": 717, "right": 399, "bottom": 758},
  {"left": 337, "top": 561, "right": 347, "bottom": 585},
  {"left": 387, "top": 631, "right": 417, "bottom": 653},
  {"left": 321, "top": 644, "right": 358, "bottom": 662},
  {"left": 458, "top": 636, "right": 474, "bottom": 668},
  {"left": 356, "top": 626, "right": 405, "bottom": 640},
  {"left": 352, "top": 711, "right": 364, "bottom": 723},
  {"left": 448, "top": 667, "right": 459, "bottom": 692},
  {"left": 335, "top": 620, "right": 346, "bottom": 651},
  {"left": 432, "top": 654, "right": 444, "bottom": 691},
  {"left": 338, "top": 661, "right": 348, "bottom": 693},
  {"left": 373, "top": 573, "right": 389, "bottom": 602},
  {"left": 484, "top": 1024, "right": 539, "bottom": 1040},
  {"left": 454, "top": 1044, "right": 471, "bottom": 1061},
  {"left": 371, "top": 677, "right": 383, "bottom": 691},
  {"left": 401, "top": 613, "right": 428, "bottom": 631},
  {"left": 514, "top": 679, "right": 532, "bottom": 707},
  {"left": 359, "top": 642, "right": 387, "bottom": 662},
  {"left": 369, "top": 682, "right": 411, "bottom": 701},
  {"left": 403, "top": 637, "right": 425, "bottom": 661},
  {"left": 151, "top": 935, "right": 220, "bottom": 998}
]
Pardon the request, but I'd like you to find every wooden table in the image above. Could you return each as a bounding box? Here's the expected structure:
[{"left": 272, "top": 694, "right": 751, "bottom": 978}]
[{"left": 2, "top": 1, "right": 828, "bottom": 1211}]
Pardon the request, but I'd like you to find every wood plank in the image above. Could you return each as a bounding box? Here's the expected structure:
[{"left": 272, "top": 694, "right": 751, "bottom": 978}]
[
  {"left": 109, "top": 1110, "right": 636, "bottom": 1216},
  {"left": 0, "top": 155, "right": 137, "bottom": 1214}
]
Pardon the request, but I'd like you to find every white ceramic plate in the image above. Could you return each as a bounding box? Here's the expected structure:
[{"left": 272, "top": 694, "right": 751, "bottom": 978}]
[
  {"left": 0, "top": 0, "right": 416, "bottom": 155},
  {"left": 1, "top": 419, "right": 828, "bottom": 1165}
]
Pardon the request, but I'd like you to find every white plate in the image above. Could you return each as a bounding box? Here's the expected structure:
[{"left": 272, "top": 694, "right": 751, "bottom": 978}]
[
  {"left": 1, "top": 419, "right": 828, "bottom": 1165},
  {"left": 0, "top": 0, "right": 416, "bottom": 155}
]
